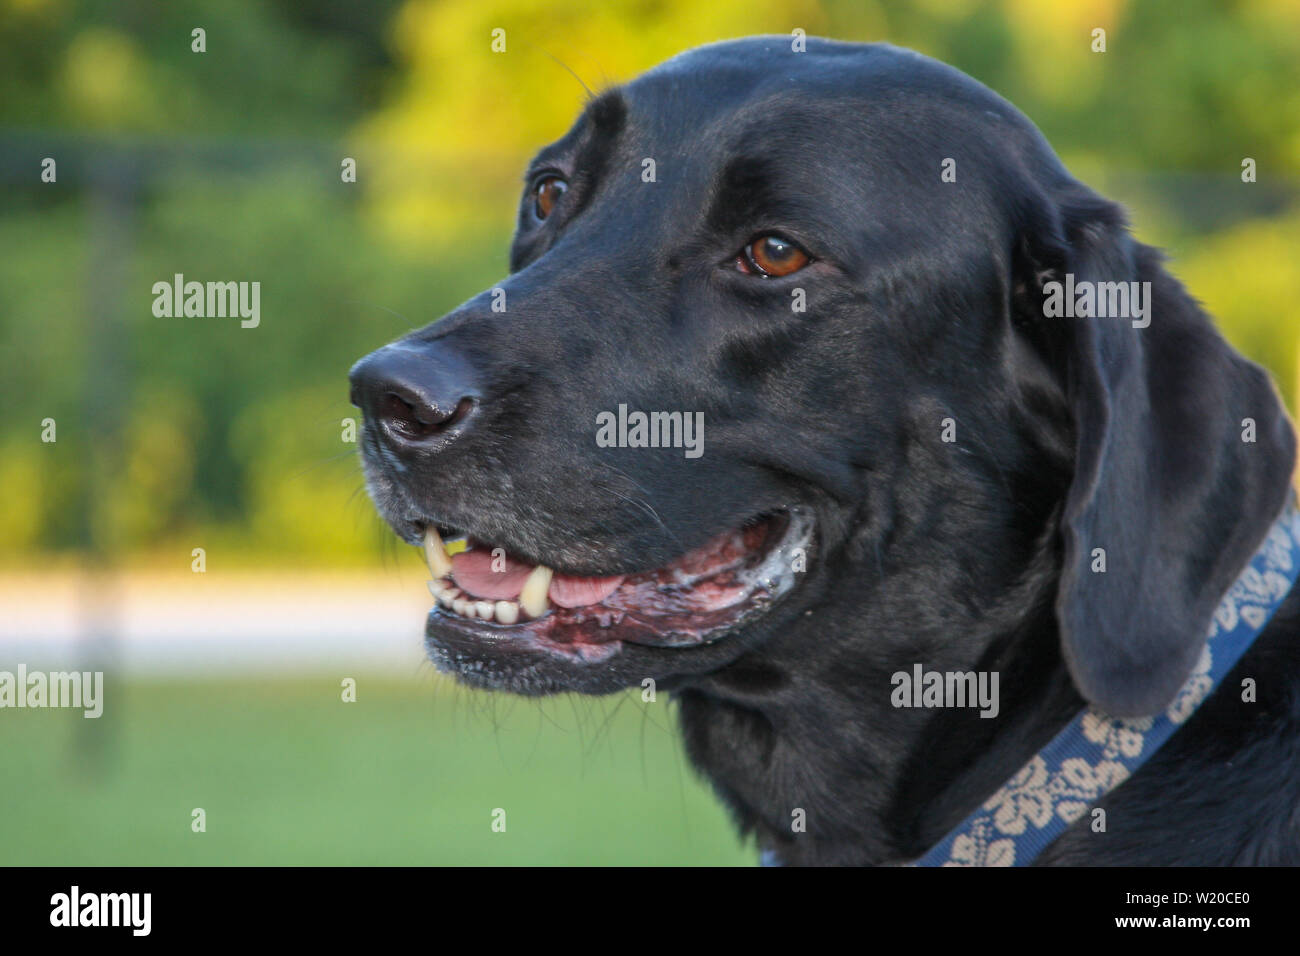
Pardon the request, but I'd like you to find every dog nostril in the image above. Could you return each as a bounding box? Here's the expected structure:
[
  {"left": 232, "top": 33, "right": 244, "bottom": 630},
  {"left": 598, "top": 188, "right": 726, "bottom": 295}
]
[{"left": 379, "top": 392, "right": 472, "bottom": 441}]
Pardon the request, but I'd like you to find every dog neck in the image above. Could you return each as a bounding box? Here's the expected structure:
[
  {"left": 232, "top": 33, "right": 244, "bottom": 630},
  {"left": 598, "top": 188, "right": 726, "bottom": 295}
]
[{"left": 673, "top": 492, "right": 1082, "bottom": 866}]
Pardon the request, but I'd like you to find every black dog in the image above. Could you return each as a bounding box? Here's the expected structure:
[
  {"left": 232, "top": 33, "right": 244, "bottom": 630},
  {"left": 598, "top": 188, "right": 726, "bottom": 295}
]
[{"left": 350, "top": 37, "right": 1299, "bottom": 865}]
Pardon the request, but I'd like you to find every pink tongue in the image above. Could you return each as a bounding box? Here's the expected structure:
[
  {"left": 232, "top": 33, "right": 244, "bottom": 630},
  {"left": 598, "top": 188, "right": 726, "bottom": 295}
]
[
  {"left": 548, "top": 574, "right": 625, "bottom": 608},
  {"left": 450, "top": 550, "right": 534, "bottom": 600},
  {"left": 450, "top": 549, "right": 625, "bottom": 608}
]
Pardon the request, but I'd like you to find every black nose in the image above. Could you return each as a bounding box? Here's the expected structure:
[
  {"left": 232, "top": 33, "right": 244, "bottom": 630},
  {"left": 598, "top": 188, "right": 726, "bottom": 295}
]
[{"left": 349, "top": 343, "right": 479, "bottom": 448}]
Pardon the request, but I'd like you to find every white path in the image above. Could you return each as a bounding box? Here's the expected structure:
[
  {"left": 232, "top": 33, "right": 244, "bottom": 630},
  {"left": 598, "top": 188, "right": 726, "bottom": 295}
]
[{"left": 0, "top": 570, "right": 438, "bottom": 675}]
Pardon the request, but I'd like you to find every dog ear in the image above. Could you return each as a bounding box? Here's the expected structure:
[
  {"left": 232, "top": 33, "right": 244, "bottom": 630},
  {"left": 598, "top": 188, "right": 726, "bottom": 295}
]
[{"left": 1016, "top": 184, "right": 1296, "bottom": 716}]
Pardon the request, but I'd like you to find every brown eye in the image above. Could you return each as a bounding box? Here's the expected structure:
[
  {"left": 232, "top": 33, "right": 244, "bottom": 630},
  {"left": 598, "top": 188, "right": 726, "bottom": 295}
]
[
  {"left": 534, "top": 176, "right": 567, "bottom": 220},
  {"left": 740, "top": 235, "right": 810, "bottom": 277}
]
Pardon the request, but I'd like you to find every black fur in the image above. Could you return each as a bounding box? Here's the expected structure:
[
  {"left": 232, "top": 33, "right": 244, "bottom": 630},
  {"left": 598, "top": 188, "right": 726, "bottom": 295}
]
[{"left": 351, "top": 37, "right": 1299, "bottom": 865}]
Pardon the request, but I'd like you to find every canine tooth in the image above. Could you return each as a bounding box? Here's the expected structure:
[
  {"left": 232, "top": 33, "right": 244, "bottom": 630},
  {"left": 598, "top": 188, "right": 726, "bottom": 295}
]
[
  {"left": 423, "top": 528, "right": 453, "bottom": 578},
  {"left": 519, "top": 565, "right": 553, "bottom": 619},
  {"left": 453, "top": 598, "right": 469, "bottom": 616},
  {"left": 475, "top": 600, "right": 495, "bottom": 621},
  {"left": 427, "top": 579, "right": 447, "bottom": 598},
  {"left": 495, "top": 601, "right": 519, "bottom": 625},
  {"left": 438, "top": 587, "right": 459, "bottom": 608}
]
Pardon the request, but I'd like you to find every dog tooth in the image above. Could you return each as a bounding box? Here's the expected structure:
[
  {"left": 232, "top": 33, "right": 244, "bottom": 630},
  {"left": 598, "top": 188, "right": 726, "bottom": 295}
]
[
  {"left": 494, "top": 601, "right": 519, "bottom": 625},
  {"left": 519, "top": 565, "right": 554, "bottom": 619},
  {"left": 453, "top": 598, "right": 469, "bottom": 616},
  {"left": 438, "top": 587, "right": 460, "bottom": 608},
  {"left": 423, "top": 527, "right": 453, "bottom": 578},
  {"left": 475, "top": 600, "right": 495, "bottom": 621}
]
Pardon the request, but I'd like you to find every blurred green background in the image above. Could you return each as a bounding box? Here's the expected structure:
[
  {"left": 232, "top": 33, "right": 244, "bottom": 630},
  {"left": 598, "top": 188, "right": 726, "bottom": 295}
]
[{"left": 1, "top": 0, "right": 1297, "bottom": 864}]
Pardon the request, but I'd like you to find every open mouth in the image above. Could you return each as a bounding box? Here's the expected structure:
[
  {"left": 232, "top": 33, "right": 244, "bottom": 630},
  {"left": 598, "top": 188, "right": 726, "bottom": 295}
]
[{"left": 420, "top": 509, "right": 814, "bottom": 662}]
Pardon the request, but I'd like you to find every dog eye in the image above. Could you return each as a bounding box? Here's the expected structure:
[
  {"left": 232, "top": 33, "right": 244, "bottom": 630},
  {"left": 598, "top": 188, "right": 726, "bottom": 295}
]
[
  {"left": 737, "top": 235, "right": 810, "bottom": 277},
  {"left": 533, "top": 176, "right": 568, "bottom": 220}
]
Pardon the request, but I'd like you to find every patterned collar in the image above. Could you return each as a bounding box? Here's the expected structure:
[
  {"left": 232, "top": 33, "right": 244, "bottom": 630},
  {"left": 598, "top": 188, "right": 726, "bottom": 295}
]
[
  {"left": 914, "top": 497, "right": 1300, "bottom": 866},
  {"left": 760, "top": 498, "right": 1300, "bottom": 868}
]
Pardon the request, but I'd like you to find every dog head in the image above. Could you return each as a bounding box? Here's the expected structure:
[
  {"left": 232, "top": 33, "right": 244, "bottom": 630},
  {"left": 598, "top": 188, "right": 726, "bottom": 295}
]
[{"left": 351, "top": 37, "right": 1294, "bottom": 720}]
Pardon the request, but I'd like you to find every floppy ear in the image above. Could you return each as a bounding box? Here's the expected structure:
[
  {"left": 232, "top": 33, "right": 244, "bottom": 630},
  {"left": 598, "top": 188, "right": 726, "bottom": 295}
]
[{"left": 1018, "top": 185, "right": 1296, "bottom": 716}]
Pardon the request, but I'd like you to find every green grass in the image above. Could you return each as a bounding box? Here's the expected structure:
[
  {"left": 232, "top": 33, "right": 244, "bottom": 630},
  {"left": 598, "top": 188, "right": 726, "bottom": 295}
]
[{"left": 0, "top": 675, "right": 753, "bottom": 865}]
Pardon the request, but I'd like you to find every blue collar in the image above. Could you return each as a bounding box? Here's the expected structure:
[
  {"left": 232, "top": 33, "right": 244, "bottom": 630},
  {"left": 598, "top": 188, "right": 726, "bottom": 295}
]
[
  {"left": 759, "top": 498, "right": 1300, "bottom": 868},
  {"left": 912, "top": 497, "right": 1300, "bottom": 866}
]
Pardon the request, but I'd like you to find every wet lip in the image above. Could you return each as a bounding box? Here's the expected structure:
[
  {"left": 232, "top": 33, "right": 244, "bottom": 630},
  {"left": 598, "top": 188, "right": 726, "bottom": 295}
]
[{"left": 420, "top": 509, "right": 814, "bottom": 662}]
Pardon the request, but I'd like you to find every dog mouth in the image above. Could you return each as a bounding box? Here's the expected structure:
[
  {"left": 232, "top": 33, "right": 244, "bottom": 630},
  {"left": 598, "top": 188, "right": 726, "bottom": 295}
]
[{"left": 420, "top": 509, "right": 814, "bottom": 662}]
